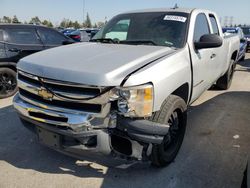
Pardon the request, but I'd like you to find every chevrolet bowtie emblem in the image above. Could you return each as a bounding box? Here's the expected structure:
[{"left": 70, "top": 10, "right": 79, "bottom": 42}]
[{"left": 38, "top": 87, "right": 54, "bottom": 100}]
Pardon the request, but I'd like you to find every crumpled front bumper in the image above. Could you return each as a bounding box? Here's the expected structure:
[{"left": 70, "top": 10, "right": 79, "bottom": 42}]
[{"left": 13, "top": 94, "right": 169, "bottom": 161}]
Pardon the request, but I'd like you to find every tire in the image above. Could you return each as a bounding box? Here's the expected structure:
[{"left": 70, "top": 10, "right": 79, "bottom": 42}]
[
  {"left": 150, "top": 95, "right": 187, "bottom": 167},
  {"left": 0, "top": 68, "right": 18, "bottom": 99},
  {"left": 215, "top": 60, "right": 235, "bottom": 90}
]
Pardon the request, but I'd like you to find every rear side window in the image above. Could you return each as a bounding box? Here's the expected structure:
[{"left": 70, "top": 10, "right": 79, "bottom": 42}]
[
  {"left": 6, "top": 28, "right": 41, "bottom": 44},
  {"left": 38, "top": 28, "right": 67, "bottom": 45},
  {"left": 209, "top": 15, "right": 220, "bottom": 35},
  {"left": 193, "top": 13, "right": 210, "bottom": 42}
]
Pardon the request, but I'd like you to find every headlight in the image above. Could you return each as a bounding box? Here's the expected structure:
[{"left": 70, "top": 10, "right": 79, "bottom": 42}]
[{"left": 110, "top": 83, "right": 154, "bottom": 117}]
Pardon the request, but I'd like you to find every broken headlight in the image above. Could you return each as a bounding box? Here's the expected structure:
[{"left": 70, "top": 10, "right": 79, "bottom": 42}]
[{"left": 109, "top": 83, "right": 154, "bottom": 117}]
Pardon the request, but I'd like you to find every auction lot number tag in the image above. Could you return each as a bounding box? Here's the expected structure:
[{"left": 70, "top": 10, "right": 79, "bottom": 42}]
[{"left": 164, "top": 15, "right": 187, "bottom": 23}]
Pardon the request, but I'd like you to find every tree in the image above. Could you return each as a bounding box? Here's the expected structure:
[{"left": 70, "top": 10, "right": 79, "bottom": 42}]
[
  {"left": 29, "top": 16, "right": 41, "bottom": 25},
  {"left": 60, "top": 18, "right": 73, "bottom": 28},
  {"left": 68, "top": 20, "right": 74, "bottom": 28},
  {"left": 2, "top": 16, "right": 12, "bottom": 23},
  {"left": 60, "top": 18, "right": 68, "bottom": 28},
  {"left": 73, "top": 21, "right": 81, "bottom": 29},
  {"left": 84, "top": 13, "right": 92, "bottom": 28},
  {"left": 47, "top": 22, "right": 53, "bottom": 28},
  {"left": 12, "top": 15, "right": 20, "bottom": 23},
  {"left": 42, "top": 20, "right": 54, "bottom": 28}
]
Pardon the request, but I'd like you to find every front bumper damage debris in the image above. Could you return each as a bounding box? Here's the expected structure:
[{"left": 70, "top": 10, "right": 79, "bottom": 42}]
[{"left": 13, "top": 91, "right": 169, "bottom": 161}]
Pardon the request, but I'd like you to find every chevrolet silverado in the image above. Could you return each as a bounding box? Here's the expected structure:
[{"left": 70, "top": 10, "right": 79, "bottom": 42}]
[{"left": 13, "top": 8, "right": 239, "bottom": 167}]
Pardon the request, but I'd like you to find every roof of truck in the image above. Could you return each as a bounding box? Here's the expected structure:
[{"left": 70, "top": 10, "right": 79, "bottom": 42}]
[{"left": 124, "top": 8, "right": 196, "bottom": 14}]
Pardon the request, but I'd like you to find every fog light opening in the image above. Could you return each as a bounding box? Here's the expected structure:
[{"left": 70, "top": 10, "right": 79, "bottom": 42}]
[{"left": 111, "top": 135, "right": 132, "bottom": 156}]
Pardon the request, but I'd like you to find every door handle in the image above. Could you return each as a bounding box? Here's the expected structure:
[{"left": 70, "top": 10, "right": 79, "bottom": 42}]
[
  {"left": 210, "top": 53, "right": 216, "bottom": 59},
  {"left": 8, "top": 48, "right": 21, "bottom": 52}
]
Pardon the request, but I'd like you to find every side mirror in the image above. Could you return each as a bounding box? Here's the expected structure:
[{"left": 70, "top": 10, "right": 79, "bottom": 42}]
[
  {"left": 240, "top": 38, "right": 246, "bottom": 43},
  {"left": 194, "top": 34, "right": 223, "bottom": 50}
]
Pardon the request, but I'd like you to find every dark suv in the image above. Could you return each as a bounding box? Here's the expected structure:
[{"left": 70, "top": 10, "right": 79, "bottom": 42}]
[
  {"left": 0, "top": 24, "right": 73, "bottom": 99},
  {"left": 241, "top": 27, "right": 250, "bottom": 51}
]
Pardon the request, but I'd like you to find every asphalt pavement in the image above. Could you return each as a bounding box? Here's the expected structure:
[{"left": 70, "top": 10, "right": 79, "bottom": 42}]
[{"left": 0, "top": 54, "right": 250, "bottom": 188}]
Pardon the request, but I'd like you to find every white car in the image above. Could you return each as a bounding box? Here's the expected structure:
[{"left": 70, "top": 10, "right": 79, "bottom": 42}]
[{"left": 14, "top": 8, "right": 239, "bottom": 167}]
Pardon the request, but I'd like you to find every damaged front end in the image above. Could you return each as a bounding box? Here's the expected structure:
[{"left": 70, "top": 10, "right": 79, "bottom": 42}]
[{"left": 13, "top": 71, "right": 169, "bottom": 162}]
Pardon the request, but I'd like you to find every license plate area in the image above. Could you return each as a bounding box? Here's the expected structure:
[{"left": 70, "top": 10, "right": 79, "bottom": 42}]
[{"left": 37, "top": 128, "right": 61, "bottom": 149}]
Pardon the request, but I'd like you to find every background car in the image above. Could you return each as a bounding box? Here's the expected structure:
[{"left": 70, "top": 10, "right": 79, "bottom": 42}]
[
  {"left": 223, "top": 27, "right": 247, "bottom": 61},
  {"left": 0, "top": 24, "right": 74, "bottom": 99},
  {"left": 66, "top": 30, "right": 81, "bottom": 42},
  {"left": 61, "top": 29, "right": 81, "bottom": 42},
  {"left": 80, "top": 28, "right": 99, "bottom": 42},
  {"left": 241, "top": 26, "right": 250, "bottom": 52}
]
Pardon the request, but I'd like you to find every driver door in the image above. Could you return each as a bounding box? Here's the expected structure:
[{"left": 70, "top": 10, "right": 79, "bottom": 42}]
[{"left": 189, "top": 13, "right": 213, "bottom": 102}]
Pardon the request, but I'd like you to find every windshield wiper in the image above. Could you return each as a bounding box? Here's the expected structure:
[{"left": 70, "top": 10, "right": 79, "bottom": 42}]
[
  {"left": 120, "top": 40, "right": 157, "bottom": 46},
  {"left": 90, "top": 38, "right": 115, "bottom": 43}
]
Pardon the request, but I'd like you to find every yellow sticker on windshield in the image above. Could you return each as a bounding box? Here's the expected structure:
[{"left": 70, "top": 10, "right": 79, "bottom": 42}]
[{"left": 164, "top": 15, "right": 187, "bottom": 23}]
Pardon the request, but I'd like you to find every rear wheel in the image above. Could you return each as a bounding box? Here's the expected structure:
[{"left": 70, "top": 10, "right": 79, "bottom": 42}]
[
  {"left": 215, "top": 60, "right": 235, "bottom": 90},
  {"left": 0, "top": 68, "right": 18, "bottom": 99},
  {"left": 150, "top": 95, "right": 187, "bottom": 167}
]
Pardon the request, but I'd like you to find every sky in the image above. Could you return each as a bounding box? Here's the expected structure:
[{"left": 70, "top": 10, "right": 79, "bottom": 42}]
[{"left": 1, "top": 0, "right": 250, "bottom": 26}]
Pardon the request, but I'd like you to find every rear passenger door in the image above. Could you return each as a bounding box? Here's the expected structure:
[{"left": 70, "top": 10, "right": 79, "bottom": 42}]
[
  {"left": 37, "top": 27, "right": 70, "bottom": 49},
  {"left": 208, "top": 14, "right": 224, "bottom": 80},
  {"left": 4, "top": 28, "right": 44, "bottom": 63}
]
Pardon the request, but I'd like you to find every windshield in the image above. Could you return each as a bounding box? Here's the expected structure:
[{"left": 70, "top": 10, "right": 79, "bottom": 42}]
[
  {"left": 93, "top": 12, "right": 189, "bottom": 48},
  {"left": 242, "top": 27, "right": 250, "bottom": 35}
]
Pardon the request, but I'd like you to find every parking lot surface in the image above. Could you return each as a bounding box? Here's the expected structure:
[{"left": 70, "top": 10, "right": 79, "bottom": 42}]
[{"left": 0, "top": 54, "right": 250, "bottom": 188}]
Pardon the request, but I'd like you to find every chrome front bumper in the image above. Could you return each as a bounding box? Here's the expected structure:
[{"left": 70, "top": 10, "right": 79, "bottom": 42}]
[
  {"left": 13, "top": 94, "right": 113, "bottom": 156},
  {"left": 13, "top": 93, "right": 114, "bottom": 131},
  {"left": 13, "top": 94, "right": 169, "bottom": 161}
]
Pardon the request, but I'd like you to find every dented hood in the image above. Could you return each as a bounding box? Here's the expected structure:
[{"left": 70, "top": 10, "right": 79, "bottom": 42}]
[{"left": 18, "top": 42, "right": 175, "bottom": 86}]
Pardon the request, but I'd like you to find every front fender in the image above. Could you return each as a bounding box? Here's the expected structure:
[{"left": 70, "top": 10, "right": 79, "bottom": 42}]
[{"left": 122, "top": 46, "right": 192, "bottom": 112}]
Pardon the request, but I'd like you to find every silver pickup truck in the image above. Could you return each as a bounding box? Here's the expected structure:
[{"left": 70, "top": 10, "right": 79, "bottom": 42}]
[{"left": 13, "top": 8, "right": 239, "bottom": 167}]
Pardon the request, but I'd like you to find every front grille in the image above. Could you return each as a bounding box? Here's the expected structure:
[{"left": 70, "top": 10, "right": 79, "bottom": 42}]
[
  {"left": 17, "top": 71, "right": 107, "bottom": 114},
  {"left": 19, "top": 89, "right": 102, "bottom": 113},
  {"left": 18, "top": 73, "right": 101, "bottom": 96}
]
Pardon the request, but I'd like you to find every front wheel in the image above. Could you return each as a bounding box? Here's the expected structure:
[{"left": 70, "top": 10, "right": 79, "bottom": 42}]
[
  {"left": 0, "top": 68, "right": 18, "bottom": 99},
  {"left": 150, "top": 95, "right": 187, "bottom": 167}
]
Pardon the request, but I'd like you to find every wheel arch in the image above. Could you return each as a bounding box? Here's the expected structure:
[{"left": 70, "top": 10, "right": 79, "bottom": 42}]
[
  {"left": 0, "top": 62, "right": 17, "bottom": 72},
  {"left": 231, "top": 50, "right": 238, "bottom": 61},
  {"left": 171, "top": 83, "right": 189, "bottom": 104}
]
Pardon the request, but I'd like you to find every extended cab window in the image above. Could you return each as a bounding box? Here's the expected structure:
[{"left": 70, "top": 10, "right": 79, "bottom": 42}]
[
  {"left": 38, "top": 28, "right": 67, "bottom": 45},
  {"left": 6, "top": 28, "right": 41, "bottom": 45},
  {"left": 209, "top": 15, "right": 220, "bottom": 35},
  {"left": 193, "top": 13, "right": 210, "bottom": 42}
]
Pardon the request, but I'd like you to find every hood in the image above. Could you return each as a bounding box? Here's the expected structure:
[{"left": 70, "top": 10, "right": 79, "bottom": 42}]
[{"left": 18, "top": 42, "right": 175, "bottom": 86}]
